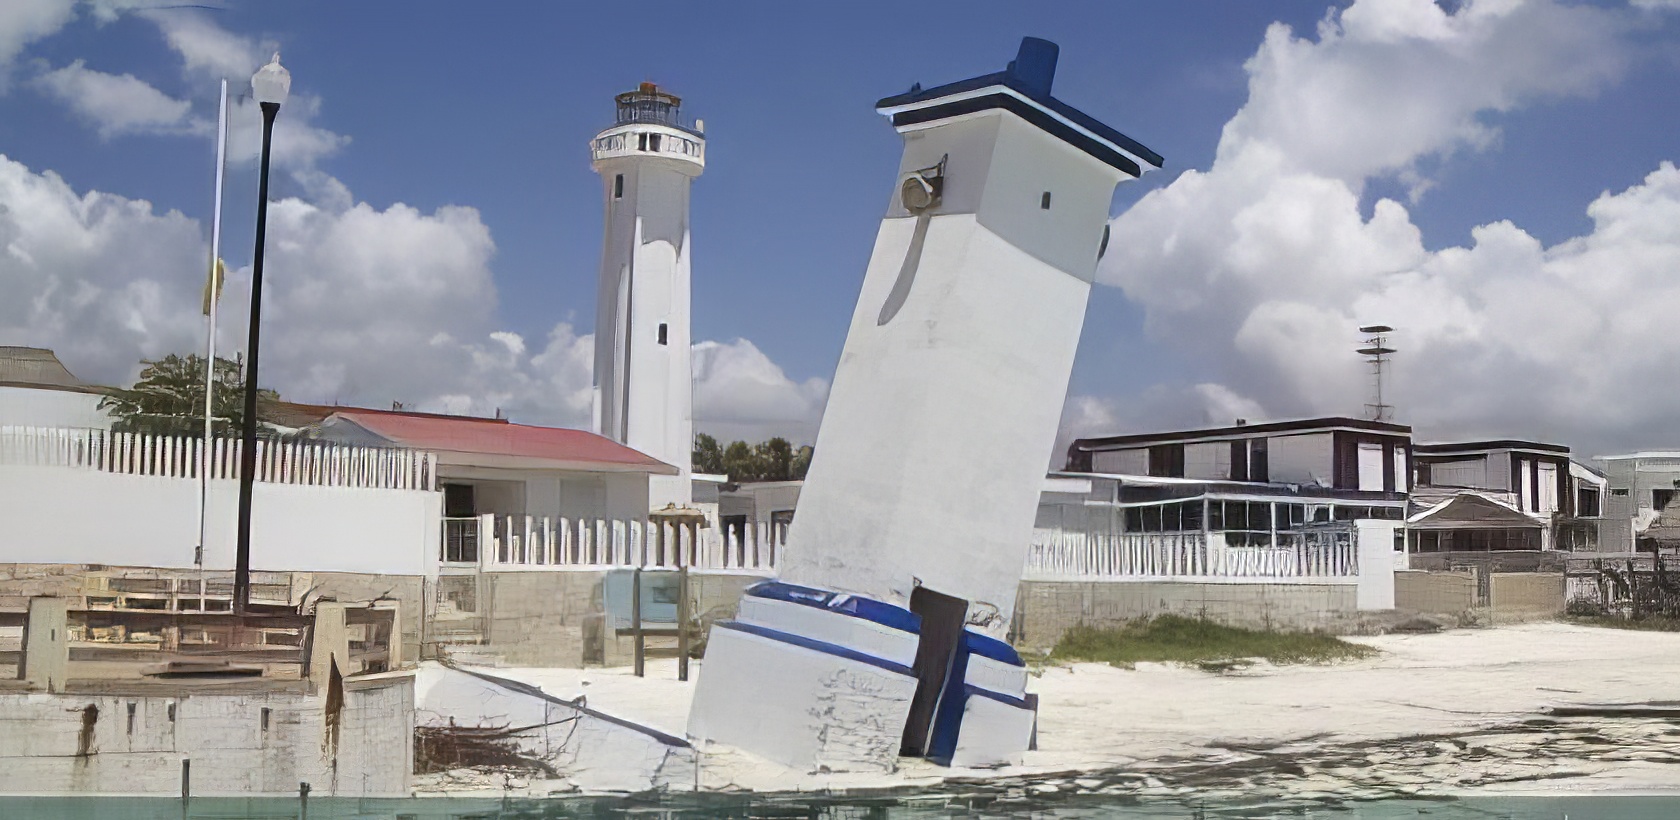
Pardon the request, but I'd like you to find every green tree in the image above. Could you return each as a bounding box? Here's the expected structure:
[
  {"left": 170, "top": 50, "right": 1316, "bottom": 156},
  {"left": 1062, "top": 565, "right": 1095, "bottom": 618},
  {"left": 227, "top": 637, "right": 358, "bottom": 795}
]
[
  {"left": 693, "top": 433, "right": 725, "bottom": 475},
  {"left": 99, "top": 354, "right": 278, "bottom": 437},
  {"left": 721, "top": 439, "right": 758, "bottom": 482},
  {"left": 755, "top": 437, "right": 795, "bottom": 481},
  {"left": 694, "top": 434, "right": 814, "bottom": 482}
]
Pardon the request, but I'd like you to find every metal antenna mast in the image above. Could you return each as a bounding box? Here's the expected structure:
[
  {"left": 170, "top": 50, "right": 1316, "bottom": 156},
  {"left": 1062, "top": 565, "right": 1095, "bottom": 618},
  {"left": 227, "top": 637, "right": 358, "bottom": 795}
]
[{"left": 1358, "top": 324, "right": 1396, "bottom": 422}]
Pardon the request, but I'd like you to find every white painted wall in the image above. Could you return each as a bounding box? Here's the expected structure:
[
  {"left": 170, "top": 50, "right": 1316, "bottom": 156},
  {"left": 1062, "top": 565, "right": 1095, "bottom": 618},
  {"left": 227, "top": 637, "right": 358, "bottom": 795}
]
[
  {"left": 1184, "top": 442, "right": 1230, "bottom": 481},
  {"left": 592, "top": 118, "right": 702, "bottom": 510},
  {"left": 0, "top": 464, "right": 440, "bottom": 575},
  {"left": 1267, "top": 433, "right": 1334, "bottom": 487},
  {"left": 781, "top": 109, "right": 1130, "bottom": 636},
  {"left": 1092, "top": 448, "right": 1147, "bottom": 476},
  {"left": 0, "top": 386, "right": 111, "bottom": 429},
  {"left": 1429, "top": 457, "right": 1486, "bottom": 488},
  {"left": 1355, "top": 520, "right": 1398, "bottom": 610}
]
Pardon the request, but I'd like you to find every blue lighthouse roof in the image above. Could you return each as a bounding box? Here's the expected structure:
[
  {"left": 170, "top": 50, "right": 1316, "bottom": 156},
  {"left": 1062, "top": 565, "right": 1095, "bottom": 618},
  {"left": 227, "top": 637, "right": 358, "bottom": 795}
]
[{"left": 875, "top": 37, "right": 1162, "bottom": 177}]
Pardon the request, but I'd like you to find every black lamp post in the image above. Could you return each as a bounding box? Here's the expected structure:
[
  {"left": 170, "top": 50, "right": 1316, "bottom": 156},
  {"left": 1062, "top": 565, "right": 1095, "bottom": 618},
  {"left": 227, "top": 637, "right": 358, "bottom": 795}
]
[{"left": 234, "top": 54, "right": 290, "bottom": 615}]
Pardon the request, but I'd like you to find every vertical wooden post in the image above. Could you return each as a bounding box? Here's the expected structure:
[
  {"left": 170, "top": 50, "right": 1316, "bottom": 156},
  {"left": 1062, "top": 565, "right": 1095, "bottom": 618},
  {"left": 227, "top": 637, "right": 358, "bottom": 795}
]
[
  {"left": 678, "top": 522, "right": 693, "bottom": 683},
  {"left": 632, "top": 567, "right": 645, "bottom": 678}
]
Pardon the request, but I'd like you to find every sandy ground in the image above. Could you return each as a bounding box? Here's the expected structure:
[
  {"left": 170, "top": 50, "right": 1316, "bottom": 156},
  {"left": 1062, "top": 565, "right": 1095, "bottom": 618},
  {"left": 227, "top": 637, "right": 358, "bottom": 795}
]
[{"left": 466, "top": 623, "right": 1680, "bottom": 800}]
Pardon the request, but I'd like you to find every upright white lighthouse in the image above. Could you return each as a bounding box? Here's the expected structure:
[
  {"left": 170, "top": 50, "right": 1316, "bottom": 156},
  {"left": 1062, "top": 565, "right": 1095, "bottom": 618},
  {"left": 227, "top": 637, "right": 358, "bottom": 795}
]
[{"left": 590, "top": 83, "right": 705, "bottom": 508}]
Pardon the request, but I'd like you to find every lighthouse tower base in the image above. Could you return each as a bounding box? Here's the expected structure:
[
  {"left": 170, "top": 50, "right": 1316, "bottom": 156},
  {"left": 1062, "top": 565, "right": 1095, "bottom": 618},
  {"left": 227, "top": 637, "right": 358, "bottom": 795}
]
[{"left": 686, "top": 581, "right": 1035, "bottom": 772}]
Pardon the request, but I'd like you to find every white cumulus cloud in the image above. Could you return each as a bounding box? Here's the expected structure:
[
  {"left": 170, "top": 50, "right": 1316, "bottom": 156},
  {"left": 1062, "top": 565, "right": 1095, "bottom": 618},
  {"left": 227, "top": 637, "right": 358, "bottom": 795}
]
[
  {"left": 693, "top": 338, "right": 829, "bottom": 444},
  {"left": 31, "top": 59, "right": 201, "bottom": 137},
  {"left": 1097, "top": 0, "right": 1678, "bottom": 457},
  {"left": 0, "top": 151, "right": 824, "bottom": 443},
  {"left": 0, "top": 0, "right": 75, "bottom": 86}
]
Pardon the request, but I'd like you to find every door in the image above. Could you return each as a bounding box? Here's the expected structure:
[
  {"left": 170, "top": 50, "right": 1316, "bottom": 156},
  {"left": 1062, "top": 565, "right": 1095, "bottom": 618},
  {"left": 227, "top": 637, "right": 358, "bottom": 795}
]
[
  {"left": 443, "top": 483, "right": 476, "bottom": 517},
  {"left": 900, "top": 586, "right": 969, "bottom": 757}
]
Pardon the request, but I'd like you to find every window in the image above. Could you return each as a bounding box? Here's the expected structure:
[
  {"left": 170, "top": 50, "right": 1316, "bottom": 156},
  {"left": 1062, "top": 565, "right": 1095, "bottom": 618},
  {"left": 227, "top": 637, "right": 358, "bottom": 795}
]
[
  {"left": 1040, "top": 191, "right": 1052, "bottom": 209},
  {"left": 127, "top": 702, "right": 137, "bottom": 736},
  {"left": 649, "top": 134, "right": 662, "bottom": 152},
  {"left": 1122, "top": 501, "right": 1202, "bottom": 533},
  {"left": 1578, "top": 487, "right": 1601, "bottom": 518},
  {"left": 637, "top": 133, "right": 648, "bottom": 151},
  {"left": 613, "top": 174, "right": 624, "bottom": 199},
  {"left": 260, "top": 707, "right": 271, "bottom": 733},
  {"left": 657, "top": 323, "right": 668, "bottom": 345},
  {"left": 1357, "top": 443, "right": 1385, "bottom": 491},
  {"left": 1230, "top": 440, "right": 1249, "bottom": 481},
  {"left": 1148, "top": 444, "right": 1185, "bottom": 478},
  {"left": 1654, "top": 489, "right": 1676, "bottom": 512},
  {"left": 1250, "top": 438, "right": 1269, "bottom": 483},
  {"left": 1611, "top": 488, "right": 1630, "bottom": 497}
]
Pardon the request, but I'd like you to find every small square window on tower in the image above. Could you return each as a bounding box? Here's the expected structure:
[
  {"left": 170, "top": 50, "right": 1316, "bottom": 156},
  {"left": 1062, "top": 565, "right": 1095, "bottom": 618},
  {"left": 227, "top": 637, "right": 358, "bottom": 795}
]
[
  {"left": 613, "top": 174, "right": 624, "bottom": 199},
  {"left": 1040, "top": 191, "right": 1052, "bottom": 209},
  {"left": 657, "top": 323, "right": 668, "bottom": 345}
]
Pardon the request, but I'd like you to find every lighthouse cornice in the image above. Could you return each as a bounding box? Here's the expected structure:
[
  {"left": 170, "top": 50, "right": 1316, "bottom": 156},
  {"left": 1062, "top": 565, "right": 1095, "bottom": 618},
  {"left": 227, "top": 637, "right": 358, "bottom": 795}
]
[{"left": 590, "top": 122, "right": 706, "bottom": 170}]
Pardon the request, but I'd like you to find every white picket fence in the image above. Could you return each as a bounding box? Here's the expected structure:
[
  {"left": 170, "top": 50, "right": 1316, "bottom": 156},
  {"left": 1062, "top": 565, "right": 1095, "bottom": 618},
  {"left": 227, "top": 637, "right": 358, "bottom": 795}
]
[
  {"left": 456, "top": 514, "right": 781, "bottom": 572},
  {"left": 1024, "top": 528, "right": 1360, "bottom": 582},
  {"left": 0, "top": 425, "right": 437, "bottom": 491}
]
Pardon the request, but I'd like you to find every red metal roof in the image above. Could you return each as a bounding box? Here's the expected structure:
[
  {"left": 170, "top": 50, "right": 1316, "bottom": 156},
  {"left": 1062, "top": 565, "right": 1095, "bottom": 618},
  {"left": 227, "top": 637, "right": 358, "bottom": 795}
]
[{"left": 328, "top": 410, "right": 676, "bottom": 475}]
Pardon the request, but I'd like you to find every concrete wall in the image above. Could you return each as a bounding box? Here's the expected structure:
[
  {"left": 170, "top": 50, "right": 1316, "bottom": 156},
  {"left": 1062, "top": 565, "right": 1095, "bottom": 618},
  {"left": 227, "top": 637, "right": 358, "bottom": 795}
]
[
  {"left": 1488, "top": 572, "right": 1566, "bottom": 623},
  {"left": 0, "top": 465, "right": 440, "bottom": 575},
  {"left": 1395, "top": 570, "right": 1477, "bottom": 614},
  {"left": 1010, "top": 580, "right": 1360, "bottom": 651},
  {"left": 0, "top": 677, "right": 413, "bottom": 796},
  {"left": 475, "top": 570, "right": 767, "bottom": 668},
  {"left": 1393, "top": 570, "right": 1566, "bottom": 624},
  {"left": 480, "top": 571, "right": 603, "bottom": 667}
]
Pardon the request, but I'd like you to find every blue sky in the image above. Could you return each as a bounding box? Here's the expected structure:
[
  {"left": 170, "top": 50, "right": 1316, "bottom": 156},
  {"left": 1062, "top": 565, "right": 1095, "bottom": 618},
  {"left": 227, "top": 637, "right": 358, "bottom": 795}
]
[{"left": 3, "top": 0, "right": 1680, "bottom": 456}]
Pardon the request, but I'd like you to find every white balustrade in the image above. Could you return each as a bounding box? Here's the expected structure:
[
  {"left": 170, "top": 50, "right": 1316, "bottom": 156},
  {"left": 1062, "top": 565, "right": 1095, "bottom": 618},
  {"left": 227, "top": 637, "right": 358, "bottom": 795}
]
[
  {"left": 474, "top": 514, "right": 783, "bottom": 573},
  {"left": 1, "top": 425, "right": 437, "bottom": 491}
]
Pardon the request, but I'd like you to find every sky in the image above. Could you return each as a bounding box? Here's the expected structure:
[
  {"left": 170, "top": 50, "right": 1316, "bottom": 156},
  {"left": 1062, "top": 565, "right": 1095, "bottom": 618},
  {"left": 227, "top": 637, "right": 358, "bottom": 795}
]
[{"left": 2, "top": 0, "right": 1679, "bottom": 459}]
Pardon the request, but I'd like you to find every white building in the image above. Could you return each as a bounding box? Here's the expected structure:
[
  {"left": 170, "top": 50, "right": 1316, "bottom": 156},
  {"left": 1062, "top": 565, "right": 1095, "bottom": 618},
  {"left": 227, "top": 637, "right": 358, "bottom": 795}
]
[
  {"left": 590, "top": 83, "right": 704, "bottom": 511},
  {"left": 0, "top": 346, "right": 113, "bottom": 430},
  {"left": 298, "top": 405, "right": 677, "bottom": 566},
  {"left": 1597, "top": 452, "right": 1680, "bottom": 552}
]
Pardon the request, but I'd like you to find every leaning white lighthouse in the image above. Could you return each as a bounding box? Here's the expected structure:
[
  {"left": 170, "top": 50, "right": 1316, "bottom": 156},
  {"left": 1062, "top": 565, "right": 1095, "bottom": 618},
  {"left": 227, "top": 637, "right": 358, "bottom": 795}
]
[{"left": 590, "top": 83, "right": 705, "bottom": 508}]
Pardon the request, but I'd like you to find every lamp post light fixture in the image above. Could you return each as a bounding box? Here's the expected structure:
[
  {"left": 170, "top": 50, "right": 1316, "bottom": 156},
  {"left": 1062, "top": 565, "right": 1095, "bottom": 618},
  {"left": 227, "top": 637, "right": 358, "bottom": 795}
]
[{"left": 234, "top": 53, "right": 290, "bottom": 615}]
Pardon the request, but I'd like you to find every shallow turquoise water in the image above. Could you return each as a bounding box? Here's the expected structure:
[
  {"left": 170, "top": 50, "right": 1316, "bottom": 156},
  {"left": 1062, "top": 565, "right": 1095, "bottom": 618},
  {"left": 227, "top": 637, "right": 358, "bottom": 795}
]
[{"left": 2, "top": 795, "right": 1678, "bottom": 819}]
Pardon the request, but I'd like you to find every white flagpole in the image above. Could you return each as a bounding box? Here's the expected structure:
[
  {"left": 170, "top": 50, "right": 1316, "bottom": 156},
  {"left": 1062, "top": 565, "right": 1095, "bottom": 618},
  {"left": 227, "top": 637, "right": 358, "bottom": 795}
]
[{"left": 198, "top": 78, "right": 229, "bottom": 570}]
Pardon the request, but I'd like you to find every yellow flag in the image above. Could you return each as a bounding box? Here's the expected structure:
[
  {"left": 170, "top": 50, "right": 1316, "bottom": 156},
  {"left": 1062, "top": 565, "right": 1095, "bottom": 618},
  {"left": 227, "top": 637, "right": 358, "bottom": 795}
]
[{"left": 201, "top": 257, "right": 225, "bottom": 316}]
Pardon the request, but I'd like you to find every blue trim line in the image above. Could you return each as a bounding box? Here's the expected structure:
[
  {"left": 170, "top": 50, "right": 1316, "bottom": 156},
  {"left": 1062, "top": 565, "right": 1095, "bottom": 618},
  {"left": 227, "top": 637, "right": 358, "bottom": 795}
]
[
  {"left": 889, "top": 93, "right": 1144, "bottom": 177},
  {"left": 874, "top": 39, "right": 1162, "bottom": 172},
  {"left": 745, "top": 581, "right": 921, "bottom": 634},
  {"left": 965, "top": 683, "right": 1032, "bottom": 711},
  {"left": 715, "top": 620, "right": 916, "bottom": 678},
  {"left": 963, "top": 630, "right": 1024, "bottom": 666}
]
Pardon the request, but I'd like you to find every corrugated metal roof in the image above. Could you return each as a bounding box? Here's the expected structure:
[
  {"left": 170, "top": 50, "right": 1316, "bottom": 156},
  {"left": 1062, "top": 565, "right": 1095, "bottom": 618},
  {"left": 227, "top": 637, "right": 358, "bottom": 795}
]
[
  {"left": 0, "top": 346, "right": 102, "bottom": 392},
  {"left": 1407, "top": 493, "right": 1543, "bottom": 530},
  {"left": 327, "top": 410, "right": 677, "bottom": 475}
]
